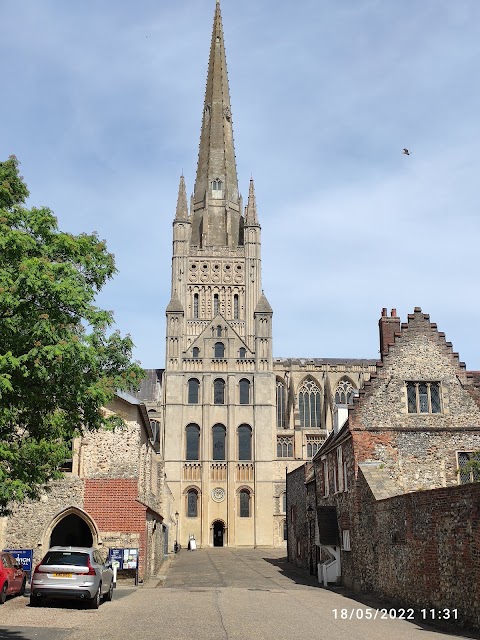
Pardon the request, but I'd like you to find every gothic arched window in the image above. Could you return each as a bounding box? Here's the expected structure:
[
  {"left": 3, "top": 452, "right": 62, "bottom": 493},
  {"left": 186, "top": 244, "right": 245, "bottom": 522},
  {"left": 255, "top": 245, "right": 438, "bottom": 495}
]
[
  {"left": 188, "top": 378, "right": 200, "bottom": 404},
  {"left": 238, "top": 425, "right": 252, "bottom": 460},
  {"left": 186, "top": 424, "right": 200, "bottom": 461},
  {"left": 214, "top": 378, "right": 225, "bottom": 405},
  {"left": 276, "top": 380, "right": 286, "bottom": 428},
  {"left": 187, "top": 489, "right": 198, "bottom": 518},
  {"left": 214, "top": 342, "right": 225, "bottom": 359},
  {"left": 298, "top": 379, "right": 321, "bottom": 428},
  {"left": 334, "top": 379, "right": 356, "bottom": 405},
  {"left": 239, "top": 489, "right": 251, "bottom": 517},
  {"left": 212, "top": 424, "right": 226, "bottom": 461},
  {"left": 239, "top": 379, "right": 250, "bottom": 405},
  {"left": 212, "top": 179, "right": 223, "bottom": 198}
]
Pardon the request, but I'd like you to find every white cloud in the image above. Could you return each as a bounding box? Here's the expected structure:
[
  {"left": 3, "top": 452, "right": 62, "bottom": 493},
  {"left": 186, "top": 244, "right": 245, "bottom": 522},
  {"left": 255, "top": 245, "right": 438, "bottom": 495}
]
[{"left": 1, "top": 0, "right": 480, "bottom": 368}]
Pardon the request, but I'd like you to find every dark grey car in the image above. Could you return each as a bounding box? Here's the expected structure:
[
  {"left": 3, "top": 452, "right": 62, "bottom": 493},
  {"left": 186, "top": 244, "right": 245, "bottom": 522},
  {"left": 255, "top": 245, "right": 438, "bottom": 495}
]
[{"left": 30, "top": 546, "right": 114, "bottom": 608}]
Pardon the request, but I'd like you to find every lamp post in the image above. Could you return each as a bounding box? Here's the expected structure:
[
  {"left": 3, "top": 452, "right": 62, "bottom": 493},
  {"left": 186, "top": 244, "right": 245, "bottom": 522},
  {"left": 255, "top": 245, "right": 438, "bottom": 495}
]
[
  {"left": 306, "top": 505, "right": 315, "bottom": 576},
  {"left": 174, "top": 511, "right": 179, "bottom": 553}
]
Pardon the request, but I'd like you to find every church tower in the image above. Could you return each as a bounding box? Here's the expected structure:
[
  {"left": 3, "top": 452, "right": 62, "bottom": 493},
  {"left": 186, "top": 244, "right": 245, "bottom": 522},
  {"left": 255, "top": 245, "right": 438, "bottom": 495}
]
[{"left": 163, "top": 1, "right": 276, "bottom": 548}]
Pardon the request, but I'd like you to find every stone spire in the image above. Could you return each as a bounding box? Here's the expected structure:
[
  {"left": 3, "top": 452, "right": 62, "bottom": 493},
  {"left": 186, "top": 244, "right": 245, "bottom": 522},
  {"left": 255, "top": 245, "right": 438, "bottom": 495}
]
[
  {"left": 245, "top": 178, "right": 258, "bottom": 224},
  {"left": 193, "top": 0, "right": 239, "bottom": 207},
  {"left": 175, "top": 175, "right": 188, "bottom": 220}
]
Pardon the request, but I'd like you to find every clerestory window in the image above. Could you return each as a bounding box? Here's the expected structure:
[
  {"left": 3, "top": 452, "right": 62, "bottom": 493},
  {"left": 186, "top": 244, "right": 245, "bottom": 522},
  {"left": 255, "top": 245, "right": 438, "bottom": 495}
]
[{"left": 298, "top": 379, "right": 321, "bottom": 428}]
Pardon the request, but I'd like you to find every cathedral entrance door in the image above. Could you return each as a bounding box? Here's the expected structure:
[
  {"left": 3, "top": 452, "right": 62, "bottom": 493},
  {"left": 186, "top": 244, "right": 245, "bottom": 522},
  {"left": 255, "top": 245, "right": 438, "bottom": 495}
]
[{"left": 213, "top": 521, "right": 224, "bottom": 547}]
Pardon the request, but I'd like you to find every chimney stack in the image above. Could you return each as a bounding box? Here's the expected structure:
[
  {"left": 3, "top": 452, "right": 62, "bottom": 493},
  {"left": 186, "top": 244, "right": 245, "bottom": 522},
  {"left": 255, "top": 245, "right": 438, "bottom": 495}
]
[{"left": 379, "top": 308, "right": 401, "bottom": 359}]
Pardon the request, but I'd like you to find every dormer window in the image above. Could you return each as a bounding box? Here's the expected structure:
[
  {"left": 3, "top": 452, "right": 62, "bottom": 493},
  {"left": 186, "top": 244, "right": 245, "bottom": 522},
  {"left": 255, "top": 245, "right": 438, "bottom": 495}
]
[{"left": 212, "top": 179, "right": 223, "bottom": 199}]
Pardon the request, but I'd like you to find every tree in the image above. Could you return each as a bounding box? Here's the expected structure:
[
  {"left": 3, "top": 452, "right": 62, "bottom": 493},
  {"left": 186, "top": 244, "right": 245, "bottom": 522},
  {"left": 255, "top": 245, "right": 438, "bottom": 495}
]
[{"left": 0, "top": 156, "right": 144, "bottom": 514}]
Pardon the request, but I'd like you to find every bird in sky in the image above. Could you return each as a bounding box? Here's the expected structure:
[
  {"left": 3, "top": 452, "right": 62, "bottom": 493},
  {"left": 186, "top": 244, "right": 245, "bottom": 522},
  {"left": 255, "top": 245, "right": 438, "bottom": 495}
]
[{"left": 402, "top": 148, "right": 411, "bottom": 155}]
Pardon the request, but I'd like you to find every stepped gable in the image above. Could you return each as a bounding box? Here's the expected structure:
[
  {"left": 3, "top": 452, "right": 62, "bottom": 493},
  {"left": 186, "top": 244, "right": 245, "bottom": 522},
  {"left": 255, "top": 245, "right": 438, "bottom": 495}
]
[{"left": 349, "top": 307, "right": 480, "bottom": 424}]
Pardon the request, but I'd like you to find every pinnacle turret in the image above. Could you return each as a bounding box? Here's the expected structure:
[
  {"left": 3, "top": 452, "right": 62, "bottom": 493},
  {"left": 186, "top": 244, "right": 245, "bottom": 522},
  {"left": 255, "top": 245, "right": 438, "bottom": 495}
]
[
  {"left": 245, "top": 178, "right": 258, "bottom": 225},
  {"left": 175, "top": 175, "right": 189, "bottom": 220}
]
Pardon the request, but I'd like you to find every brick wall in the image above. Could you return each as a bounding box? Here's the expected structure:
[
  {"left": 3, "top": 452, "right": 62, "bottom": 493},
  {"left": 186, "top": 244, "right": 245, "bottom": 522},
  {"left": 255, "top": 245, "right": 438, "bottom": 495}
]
[
  {"left": 84, "top": 478, "right": 147, "bottom": 578},
  {"left": 355, "top": 477, "right": 480, "bottom": 630}
]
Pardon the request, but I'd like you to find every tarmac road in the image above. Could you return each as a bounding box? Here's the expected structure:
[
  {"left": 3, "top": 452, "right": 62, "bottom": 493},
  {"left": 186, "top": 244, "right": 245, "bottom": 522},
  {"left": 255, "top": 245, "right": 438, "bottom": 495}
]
[{"left": 0, "top": 549, "right": 475, "bottom": 640}]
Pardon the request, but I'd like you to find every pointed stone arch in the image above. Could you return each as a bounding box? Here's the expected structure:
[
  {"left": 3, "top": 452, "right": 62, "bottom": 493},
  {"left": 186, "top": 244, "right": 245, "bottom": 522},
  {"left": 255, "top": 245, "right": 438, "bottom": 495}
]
[
  {"left": 333, "top": 376, "right": 357, "bottom": 406},
  {"left": 43, "top": 506, "right": 101, "bottom": 550},
  {"left": 297, "top": 376, "right": 322, "bottom": 428}
]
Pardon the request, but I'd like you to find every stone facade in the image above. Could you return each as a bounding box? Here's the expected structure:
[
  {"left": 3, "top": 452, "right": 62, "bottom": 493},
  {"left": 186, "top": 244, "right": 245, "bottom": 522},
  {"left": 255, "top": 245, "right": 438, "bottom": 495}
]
[
  {"left": 1, "top": 392, "right": 166, "bottom": 581},
  {"left": 304, "top": 307, "right": 480, "bottom": 630},
  {"left": 139, "top": 1, "right": 376, "bottom": 551}
]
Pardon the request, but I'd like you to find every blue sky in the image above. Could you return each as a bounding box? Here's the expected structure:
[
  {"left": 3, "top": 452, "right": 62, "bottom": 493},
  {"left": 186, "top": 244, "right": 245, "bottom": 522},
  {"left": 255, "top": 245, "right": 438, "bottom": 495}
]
[{"left": 2, "top": 1, "right": 480, "bottom": 369}]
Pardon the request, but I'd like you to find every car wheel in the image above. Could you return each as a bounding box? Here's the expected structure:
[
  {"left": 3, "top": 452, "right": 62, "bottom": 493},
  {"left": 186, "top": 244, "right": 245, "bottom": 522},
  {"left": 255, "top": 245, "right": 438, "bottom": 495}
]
[
  {"left": 19, "top": 578, "right": 26, "bottom": 596},
  {"left": 89, "top": 584, "right": 101, "bottom": 609},
  {"left": 104, "top": 580, "right": 114, "bottom": 602},
  {"left": 30, "top": 595, "right": 42, "bottom": 607},
  {"left": 0, "top": 583, "right": 7, "bottom": 605}
]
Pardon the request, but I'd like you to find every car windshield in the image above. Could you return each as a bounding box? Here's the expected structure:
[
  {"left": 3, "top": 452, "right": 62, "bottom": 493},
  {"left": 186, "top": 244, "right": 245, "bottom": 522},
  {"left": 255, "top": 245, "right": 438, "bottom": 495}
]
[{"left": 41, "top": 551, "right": 89, "bottom": 566}]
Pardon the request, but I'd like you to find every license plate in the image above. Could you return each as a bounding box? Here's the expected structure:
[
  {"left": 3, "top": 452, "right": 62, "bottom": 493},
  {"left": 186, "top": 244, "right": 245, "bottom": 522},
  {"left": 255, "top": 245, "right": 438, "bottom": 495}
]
[{"left": 52, "top": 573, "right": 73, "bottom": 578}]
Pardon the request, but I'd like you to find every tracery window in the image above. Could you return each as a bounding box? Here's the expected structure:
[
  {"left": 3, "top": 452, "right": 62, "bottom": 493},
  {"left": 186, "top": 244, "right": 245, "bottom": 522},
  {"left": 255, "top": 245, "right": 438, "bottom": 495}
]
[
  {"left": 239, "top": 489, "right": 251, "bottom": 517},
  {"left": 212, "top": 424, "right": 226, "bottom": 461},
  {"left": 239, "top": 379, "right": 250, "bottom": 405},
  {"left": 186, "top": 424, "right": 200, "bottom": 460},
  {"left": 214, "top": 342, "right": 225, "bottom": 359},
  {"left": 188, "top": 378, "right": 200, "bottom": 404},
  {"left": 298, "top": 379, "right": 321, "bottom": 428},
  {"left": 187, "top": 489, "right": 198, "bottom": 517},
  {"left": 238, "top": 425, "right": 252, "bottom": 460},
  {"left": 334, "top": 379, "right": 356, "bottom": 405},
  {"left": 281, "top": 492, "right": 286, "bottom": 513},
  {"left": 277, "top": 436, "right": 293, "bottom": 458},
  {"left": 306, "top": 436, "right": 323, "bottom": 459},
  {"left": 276, "top": 380, "right": 286, "bottom": 428},
  {"left": 214, "top": 379, "right": 225, "bottom": 405},
  {"left": 406, "top": 382, "right": 442, "bottom": 414}
]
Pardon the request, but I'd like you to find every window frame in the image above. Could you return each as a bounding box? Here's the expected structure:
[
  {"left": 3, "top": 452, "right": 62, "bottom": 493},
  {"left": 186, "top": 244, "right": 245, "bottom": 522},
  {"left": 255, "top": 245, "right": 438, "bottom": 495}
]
[
  {"left": 185, "top": 424, "right": 200, "bottom": 461},
  {"left": 187, "top": 378, "right": 200, "bottom": 404},
  {"left": 239, "top": 378, "right": 250, "bottom": 405},
  {"left": 212, "top": 424, "right": 226, "bottom": 461},
  {"left": 457, "top": 451, "right": 480, "bottom": 484},
  {"left": 213, "top": 378, "right": 225, "bottom": 405},
  {"left": 187, "top": 489, "right": 199, "bottom": 518},
  {"left": 238, "top": 424, "right": 252, "bottom": 461},
  {"left": 406, "top": 381, "right": 442, "bottom": 414},
  {"left": 214, "top": 342, "right": 225, "bottom": 359},
  {"left": 239, "top": 489, "right": 251, "bottom": 517}
]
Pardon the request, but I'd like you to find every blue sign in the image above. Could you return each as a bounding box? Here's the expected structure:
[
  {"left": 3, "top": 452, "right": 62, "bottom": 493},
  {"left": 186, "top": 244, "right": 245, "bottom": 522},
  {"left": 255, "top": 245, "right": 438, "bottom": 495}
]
[
  {"left": 108, "top": 548, "right": 139, "bottom": 570},
  {"left": 3, "top": 549, "right": 34, "bottom": 576}
]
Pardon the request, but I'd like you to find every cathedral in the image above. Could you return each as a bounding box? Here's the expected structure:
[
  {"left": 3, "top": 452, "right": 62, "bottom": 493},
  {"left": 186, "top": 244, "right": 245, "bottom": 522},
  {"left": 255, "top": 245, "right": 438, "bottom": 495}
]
[{"left": 138, "top": 1, "right": 377, "bottom": 549}]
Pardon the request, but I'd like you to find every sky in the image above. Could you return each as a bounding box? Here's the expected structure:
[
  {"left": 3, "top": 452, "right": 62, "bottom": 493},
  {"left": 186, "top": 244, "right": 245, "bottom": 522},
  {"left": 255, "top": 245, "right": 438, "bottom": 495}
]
[{"left": 2, "top": 0, "right": 480, "bottom": 369}]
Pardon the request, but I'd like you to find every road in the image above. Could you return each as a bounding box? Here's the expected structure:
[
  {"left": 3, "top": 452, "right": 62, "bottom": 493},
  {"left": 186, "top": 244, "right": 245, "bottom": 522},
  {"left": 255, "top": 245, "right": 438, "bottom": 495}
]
[{"left": 0, "top": 548, "right": 475, "bottom": 640}]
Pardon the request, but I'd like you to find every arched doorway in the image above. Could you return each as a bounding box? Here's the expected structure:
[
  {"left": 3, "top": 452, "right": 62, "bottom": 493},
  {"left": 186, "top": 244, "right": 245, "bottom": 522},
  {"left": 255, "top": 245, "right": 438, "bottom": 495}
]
[
  {"left": 213, "top": 521, "right": 225, "bottom": 547},
  {"left": 50, "top": 513, "right": 93, "bottom": 547}
]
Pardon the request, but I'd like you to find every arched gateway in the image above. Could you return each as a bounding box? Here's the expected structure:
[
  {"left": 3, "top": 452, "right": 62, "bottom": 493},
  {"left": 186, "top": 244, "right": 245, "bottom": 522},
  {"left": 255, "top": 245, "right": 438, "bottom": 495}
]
[
  {"left": 212, "top": 520, "right": 225, "bottom": 547},
  {"left": 45, "top": 507, "right": 100, "bottom": 549}
]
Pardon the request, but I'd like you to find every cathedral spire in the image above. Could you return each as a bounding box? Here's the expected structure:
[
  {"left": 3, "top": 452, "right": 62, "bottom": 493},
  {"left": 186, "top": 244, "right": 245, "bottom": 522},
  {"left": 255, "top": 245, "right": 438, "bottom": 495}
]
[
  {"left": 175, "top": 174, "right": 188, "bottom": 220},
  {"left": 245, "top": 178, "right": 258, "bottom": 224},
  {"left": 193, "top": 0, "right": 239, "bottom": 207}
]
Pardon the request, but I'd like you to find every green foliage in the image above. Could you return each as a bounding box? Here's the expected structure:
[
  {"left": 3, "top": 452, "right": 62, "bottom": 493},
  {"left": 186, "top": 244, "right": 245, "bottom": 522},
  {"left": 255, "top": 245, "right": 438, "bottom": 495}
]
[
  {"left": 0, "top": 156, "right": 144, "bottom": 513},
  {"left": 459, "top": 452, "right": 480, "bottom": 483}
]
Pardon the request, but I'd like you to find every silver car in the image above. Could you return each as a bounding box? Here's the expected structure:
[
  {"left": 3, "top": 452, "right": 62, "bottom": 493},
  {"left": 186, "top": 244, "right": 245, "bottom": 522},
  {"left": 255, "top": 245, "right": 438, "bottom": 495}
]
[{"left": 30, "top": 546, "right": 114, "bottom": 608}]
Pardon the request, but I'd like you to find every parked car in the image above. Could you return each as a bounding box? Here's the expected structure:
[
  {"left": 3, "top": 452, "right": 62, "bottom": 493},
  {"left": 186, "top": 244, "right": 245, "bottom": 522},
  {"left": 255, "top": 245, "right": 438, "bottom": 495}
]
[
  {"left": 0, "top": 552, "right": 27, "bottom": 604},
  {"left": 30, "top": 546, "right": 114, "bottom": 608}
]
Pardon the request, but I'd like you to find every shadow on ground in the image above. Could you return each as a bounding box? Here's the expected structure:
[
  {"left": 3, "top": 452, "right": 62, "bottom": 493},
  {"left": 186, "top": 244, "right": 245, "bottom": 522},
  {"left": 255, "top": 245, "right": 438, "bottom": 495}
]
[{"left": 265, "top": 557, "right": 478, "bottom": 639}]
